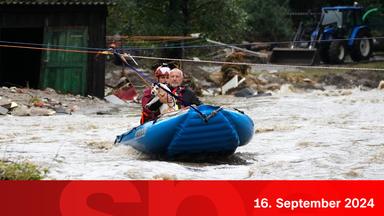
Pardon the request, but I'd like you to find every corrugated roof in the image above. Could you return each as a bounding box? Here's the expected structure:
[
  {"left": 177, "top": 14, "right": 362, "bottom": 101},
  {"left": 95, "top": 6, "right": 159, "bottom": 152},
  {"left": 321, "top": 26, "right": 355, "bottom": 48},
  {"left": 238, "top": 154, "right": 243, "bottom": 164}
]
[{"left": 0, "top": 0, "right": 115, "bottom": 6}]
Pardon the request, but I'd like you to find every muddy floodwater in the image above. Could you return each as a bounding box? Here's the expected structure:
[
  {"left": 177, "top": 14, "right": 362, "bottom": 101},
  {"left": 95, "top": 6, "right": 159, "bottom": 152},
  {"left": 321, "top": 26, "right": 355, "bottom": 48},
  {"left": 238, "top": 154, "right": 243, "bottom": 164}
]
[{"left": 1, "top": 87, "right": 384, "bottom": 179}]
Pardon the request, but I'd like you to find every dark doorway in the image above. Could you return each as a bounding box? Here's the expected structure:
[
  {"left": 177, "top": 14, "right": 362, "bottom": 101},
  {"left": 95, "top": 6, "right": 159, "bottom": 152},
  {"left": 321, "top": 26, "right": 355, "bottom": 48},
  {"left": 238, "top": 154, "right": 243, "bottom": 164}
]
[{"left": 0, "top": 28, "right": 43, "bottom": 88}]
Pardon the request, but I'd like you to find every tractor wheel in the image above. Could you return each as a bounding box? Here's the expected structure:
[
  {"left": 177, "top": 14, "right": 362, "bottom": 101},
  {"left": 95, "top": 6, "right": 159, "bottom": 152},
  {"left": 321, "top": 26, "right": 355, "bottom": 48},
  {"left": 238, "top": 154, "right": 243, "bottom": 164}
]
[
  {"left": 328, "top": 40, "right": 346, "bottom": 64},
  {"left": 319, "top": 43, "right": 330, "bottom": 64},
  {"left": 350, "top": 30, "right": 373, "bottom": 62}
]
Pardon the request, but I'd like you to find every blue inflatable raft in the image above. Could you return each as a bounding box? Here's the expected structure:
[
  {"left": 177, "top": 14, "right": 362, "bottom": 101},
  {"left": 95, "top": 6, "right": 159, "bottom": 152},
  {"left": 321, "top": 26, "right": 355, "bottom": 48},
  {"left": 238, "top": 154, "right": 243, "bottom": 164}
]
[{"left": 115, "top": 105, "right": 254, "bottom": 159}]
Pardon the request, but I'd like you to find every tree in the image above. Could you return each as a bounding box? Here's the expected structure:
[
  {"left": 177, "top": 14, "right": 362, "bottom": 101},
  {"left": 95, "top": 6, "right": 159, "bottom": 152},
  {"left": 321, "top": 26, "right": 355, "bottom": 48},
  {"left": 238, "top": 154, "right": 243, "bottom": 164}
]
[
  {"left": 242, "top": 0, "right": 294, "bottom": 41},
  {"left": 189, "top": 0, "right": 248, "bottom": 42},
  {"left": 107, "top": 0, "right": 247, "bottom": 42}
]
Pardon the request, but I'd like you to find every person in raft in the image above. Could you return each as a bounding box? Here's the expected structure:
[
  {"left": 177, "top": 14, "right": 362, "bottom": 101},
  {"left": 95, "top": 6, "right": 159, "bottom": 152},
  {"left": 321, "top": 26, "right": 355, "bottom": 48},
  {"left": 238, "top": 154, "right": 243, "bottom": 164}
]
[
  {"left": 140, "top": 64, "right": 178, "bottom": 124},
  {"left": 162, "top": 68, "right": 202, "bottom": 109}
]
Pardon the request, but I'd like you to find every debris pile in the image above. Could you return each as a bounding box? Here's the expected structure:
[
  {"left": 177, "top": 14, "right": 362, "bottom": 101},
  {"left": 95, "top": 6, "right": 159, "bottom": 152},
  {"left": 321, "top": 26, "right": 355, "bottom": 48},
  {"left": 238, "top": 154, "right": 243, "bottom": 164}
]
[
  {"left": 221, "top": 52, "right": 251, "bottom": 84},
  {"left": 0, "top": 87, "right": 106, "bottom": 116}
]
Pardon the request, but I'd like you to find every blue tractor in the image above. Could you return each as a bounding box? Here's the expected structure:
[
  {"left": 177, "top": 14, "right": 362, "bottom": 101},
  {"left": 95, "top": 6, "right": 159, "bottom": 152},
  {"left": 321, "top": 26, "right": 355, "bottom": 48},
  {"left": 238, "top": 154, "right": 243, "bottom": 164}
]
[{"left": 270, "top": 4, "right": 378, "bottom": 65}]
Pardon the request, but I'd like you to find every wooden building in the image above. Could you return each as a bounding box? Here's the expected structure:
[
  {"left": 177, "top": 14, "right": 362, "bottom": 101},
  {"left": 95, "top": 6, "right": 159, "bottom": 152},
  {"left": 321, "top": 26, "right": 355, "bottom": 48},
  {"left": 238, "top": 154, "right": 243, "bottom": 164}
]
[{"left": 0, "top": 1, "right": 114, "bottom": 98}]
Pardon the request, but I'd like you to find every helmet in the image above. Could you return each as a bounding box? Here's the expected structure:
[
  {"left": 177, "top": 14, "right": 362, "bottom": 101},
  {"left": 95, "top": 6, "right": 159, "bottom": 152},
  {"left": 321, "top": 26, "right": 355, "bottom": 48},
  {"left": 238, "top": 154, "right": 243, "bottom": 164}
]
[{"left": 154, "top": 66, "right": 171, "bottom": 77}]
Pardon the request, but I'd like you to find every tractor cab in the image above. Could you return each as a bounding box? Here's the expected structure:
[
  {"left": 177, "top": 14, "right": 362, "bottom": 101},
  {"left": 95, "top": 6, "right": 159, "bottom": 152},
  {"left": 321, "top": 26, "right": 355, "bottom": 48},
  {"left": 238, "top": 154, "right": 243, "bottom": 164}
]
[
  {"left": 319, "top": 7, "right": 364, "bottom": 40},
  {"left": 321, "top": 7, "right": 363, "bottom": 28}
]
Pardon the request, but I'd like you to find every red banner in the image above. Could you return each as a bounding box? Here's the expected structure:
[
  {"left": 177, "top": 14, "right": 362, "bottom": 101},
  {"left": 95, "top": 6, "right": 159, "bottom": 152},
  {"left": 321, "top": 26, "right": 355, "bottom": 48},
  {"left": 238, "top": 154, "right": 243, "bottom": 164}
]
[{"left": 1, "top": 181, "right": 383, "bottom": 216}]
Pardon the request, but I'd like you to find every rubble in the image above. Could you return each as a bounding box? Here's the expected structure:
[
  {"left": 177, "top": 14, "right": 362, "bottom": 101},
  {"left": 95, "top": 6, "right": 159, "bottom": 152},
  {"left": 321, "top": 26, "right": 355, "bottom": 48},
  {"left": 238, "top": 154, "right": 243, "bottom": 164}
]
[
  {"left": 0, "top": 102, "right": 18, "bottom": 115},
  {"left": 0, "top": 87, "right": 114, "bottom": 116},
  {"left": 221, "top": 52, "right": 251, "bottom": 84}
]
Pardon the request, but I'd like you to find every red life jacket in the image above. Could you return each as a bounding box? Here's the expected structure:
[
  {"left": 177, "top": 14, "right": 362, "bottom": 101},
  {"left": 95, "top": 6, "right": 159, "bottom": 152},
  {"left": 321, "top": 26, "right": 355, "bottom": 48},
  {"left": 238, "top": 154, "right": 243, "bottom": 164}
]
[{"left": 140, "top": 88, "right": 160, "bottom": 124}]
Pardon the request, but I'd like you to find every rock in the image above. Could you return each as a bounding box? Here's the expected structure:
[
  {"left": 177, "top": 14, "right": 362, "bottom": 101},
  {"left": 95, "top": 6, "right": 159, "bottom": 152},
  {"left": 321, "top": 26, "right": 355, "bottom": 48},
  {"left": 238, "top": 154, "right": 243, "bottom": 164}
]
[
  {"left": 234, "top": 88, "right": 257, "bottom": 97},
  {"left": 54, "top": 106, "right": 71, "bottom": 115},
  {"left": 10, "top": 87, "right": 17, "bottom": 93},
  {"left": 10, "top": 105, "right": 30, "bottom": 116},
  {"left": 378, "top": 80, "right": 384, "bottom": 90},
  {"left": 0, "top": 106, "right": 8, "bottom": 115},
  {"left": 29, "top": 107, "right": 56, "bottom": 116},
  {"left": 233, "top": 88, "right": 272, "bottom": 98}
]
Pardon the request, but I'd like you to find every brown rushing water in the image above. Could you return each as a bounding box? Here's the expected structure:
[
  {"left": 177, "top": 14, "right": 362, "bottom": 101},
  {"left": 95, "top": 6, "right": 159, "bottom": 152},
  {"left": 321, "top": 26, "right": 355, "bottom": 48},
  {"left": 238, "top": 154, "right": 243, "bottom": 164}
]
[{"left": 1, "top": 87, "right": 383, "bottom": 179}]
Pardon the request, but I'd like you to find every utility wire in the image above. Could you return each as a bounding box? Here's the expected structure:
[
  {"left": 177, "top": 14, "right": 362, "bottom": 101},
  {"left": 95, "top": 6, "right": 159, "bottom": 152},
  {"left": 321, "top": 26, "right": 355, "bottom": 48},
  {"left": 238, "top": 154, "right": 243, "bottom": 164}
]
[
  {"left": 3, "top": 36, "right": 384, "bottom": 51},
  {"left": 0, "top": 40, "right": 103, "bottom": 51},
  {"left": 1, "top": 39, "right": 384, "bottom": 71}
]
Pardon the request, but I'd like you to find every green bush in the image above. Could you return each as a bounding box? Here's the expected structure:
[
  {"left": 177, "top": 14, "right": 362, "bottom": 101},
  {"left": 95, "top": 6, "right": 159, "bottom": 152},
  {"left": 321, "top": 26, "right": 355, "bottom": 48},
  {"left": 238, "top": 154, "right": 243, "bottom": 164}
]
[{"left": 0, "top": 160, "right": 45, "bottom": 180}]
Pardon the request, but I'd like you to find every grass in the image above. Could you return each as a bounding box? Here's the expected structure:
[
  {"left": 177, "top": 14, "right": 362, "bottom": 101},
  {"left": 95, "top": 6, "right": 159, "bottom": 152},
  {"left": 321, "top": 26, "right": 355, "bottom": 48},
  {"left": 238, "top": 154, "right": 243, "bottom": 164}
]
[
  {"left": 280, "top": 68, "right": 347, "bottom": 82},
  {"left": 300, "top": 61, "right": 384, "bottom": 81},
  {"left": 0, "top": 160, "right": 46, "bottom": 180},
  {"left": 348, "top": 60, "right": 384, "bottom": 69}
]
